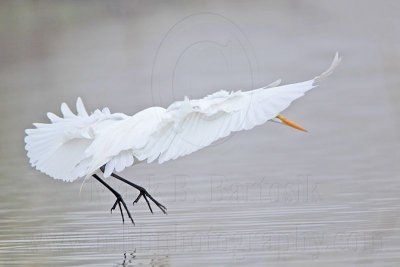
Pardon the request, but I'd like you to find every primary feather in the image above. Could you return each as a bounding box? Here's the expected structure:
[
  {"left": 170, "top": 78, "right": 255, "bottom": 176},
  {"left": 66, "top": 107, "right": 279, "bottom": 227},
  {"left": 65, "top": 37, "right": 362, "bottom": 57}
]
[{"left": 25, "top": 53, "right": 341, "bottom": 182}]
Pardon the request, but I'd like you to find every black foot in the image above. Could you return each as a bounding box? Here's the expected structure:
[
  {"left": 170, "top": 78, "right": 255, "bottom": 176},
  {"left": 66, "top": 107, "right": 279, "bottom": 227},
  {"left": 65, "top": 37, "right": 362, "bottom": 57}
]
[
  {"left": 92, "top": 174, "right": 135, "bottom": 225},
  {"left": 133, "top": 186, "right": 167, "bottom": 215},
  {"left": 112, "top": 193, "right": 135, "bottom": 225},
  {"left": 105, "top": 170, "right": 168, "bottom": 216}
]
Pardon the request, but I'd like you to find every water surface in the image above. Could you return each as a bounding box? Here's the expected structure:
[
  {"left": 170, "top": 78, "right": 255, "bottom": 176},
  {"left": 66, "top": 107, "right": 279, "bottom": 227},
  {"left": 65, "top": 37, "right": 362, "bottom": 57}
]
[{"left": 0, "top": 1, "right": 399, "bottom": 266}]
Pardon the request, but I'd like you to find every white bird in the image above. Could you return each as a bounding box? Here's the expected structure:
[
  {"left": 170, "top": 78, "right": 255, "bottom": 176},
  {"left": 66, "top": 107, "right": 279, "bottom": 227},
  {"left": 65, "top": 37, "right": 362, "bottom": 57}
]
[{"left": 25, "top": 53, "right": 341, "bottom": 224}]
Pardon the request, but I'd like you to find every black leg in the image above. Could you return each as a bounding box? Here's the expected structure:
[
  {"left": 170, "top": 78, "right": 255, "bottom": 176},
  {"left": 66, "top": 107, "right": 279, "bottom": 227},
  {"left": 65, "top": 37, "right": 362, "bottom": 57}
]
[
  {"left": 100, "top": 166, "right": 167, "bottom": 214},
  {"left": 92, "top": 174, "right": 135, "bottom": 225}
]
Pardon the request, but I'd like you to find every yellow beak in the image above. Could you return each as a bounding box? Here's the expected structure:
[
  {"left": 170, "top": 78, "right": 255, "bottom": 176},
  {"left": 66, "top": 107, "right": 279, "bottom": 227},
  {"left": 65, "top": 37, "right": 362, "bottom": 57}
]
[{"left": 276, "top": 114, "right": 308, "bottom": 132}]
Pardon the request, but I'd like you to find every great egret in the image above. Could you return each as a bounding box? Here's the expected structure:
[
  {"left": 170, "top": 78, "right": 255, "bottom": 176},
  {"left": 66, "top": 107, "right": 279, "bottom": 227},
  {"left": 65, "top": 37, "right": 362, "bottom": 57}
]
[{"left": 25, "top": 53, "right": 340, "bottom": 224}]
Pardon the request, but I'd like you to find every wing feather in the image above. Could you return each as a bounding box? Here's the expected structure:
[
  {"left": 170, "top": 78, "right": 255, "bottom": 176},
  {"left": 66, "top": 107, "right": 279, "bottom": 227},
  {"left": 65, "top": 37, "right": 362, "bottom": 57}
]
[
  {"left": 25, "top": 98, "right": 125, "bottom": 181},
  {"left": 70, "top": 54, "right": 341, "bottom": 177},
  {"left": 135, "top": 53, "right": 340, "bottom": 164}
]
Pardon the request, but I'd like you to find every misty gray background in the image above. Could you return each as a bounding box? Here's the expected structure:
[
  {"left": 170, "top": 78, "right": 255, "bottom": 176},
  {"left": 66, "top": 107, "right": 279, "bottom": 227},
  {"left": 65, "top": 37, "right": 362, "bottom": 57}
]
[{"left": 0, "top": 1, "right": 399, "bottom": 266}]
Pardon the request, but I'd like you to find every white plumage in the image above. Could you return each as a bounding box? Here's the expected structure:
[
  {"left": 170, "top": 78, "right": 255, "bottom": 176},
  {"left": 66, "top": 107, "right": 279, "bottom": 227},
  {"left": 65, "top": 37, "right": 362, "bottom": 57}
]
[{"left": 25, "top": 53, "right": 341, "bottom": 182}]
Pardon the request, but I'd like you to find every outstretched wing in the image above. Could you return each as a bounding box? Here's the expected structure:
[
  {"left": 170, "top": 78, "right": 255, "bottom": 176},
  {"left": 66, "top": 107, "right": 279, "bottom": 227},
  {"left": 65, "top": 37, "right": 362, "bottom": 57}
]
[
  {"left": 25, "top": 98, "right": 126, "bottom": 182},
  {"left": 72, "top": 53, "right": 340, "bottom": 178},
  {"left": 134, "top": 53, "right": 341, "bottom": 164}
]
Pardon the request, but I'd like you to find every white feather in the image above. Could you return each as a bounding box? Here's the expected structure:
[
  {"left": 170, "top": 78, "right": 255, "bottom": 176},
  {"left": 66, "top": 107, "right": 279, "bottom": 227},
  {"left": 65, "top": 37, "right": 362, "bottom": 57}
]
[
  {"left": 26, "top": 54, "right": 340, "bottom": 181},
  {"left": 25, "top": 98, "right": 126, "bottom": 181}
]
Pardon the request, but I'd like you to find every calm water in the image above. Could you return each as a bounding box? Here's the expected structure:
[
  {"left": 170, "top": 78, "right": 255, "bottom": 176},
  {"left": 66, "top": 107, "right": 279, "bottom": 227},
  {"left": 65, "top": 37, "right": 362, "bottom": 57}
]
[{"left": 1, "top": 1, "right": 400, "bottom": 266}]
